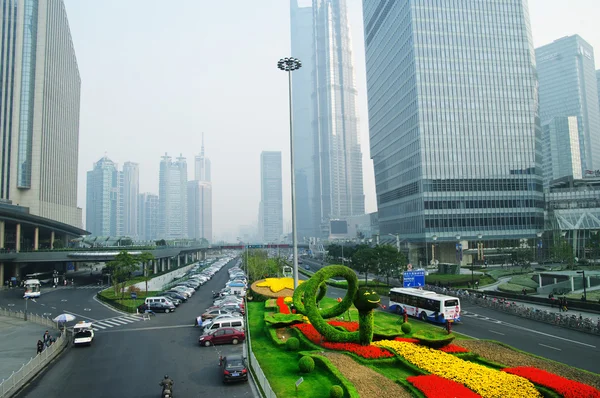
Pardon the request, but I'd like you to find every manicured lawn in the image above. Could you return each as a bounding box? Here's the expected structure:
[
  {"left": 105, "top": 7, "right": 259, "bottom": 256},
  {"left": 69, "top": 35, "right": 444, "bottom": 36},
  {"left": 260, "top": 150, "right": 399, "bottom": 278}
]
[
  {"left": 98, "top": 289, "right": 160, "bottom": 310},
  {"left": 486, "top": 269, "right": 530, "bottom": 279},
  {"left": 425, "top": 273, "right": 495, "bottom": 287},
  {"left": 248, "top": 302, "right": 340, "bottom": 397}
]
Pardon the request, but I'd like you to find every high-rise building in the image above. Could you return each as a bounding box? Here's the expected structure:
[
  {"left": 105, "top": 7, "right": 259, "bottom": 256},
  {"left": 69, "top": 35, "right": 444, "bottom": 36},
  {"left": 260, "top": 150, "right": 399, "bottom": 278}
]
[
  {"left": 158, "top": 153, "right": 188, "bottom": 239},
  {"left": 260, "top": 151, "right": 283, "bottom": 242},
  {"left": 187, "top": 180, "right": 212, "bottom": 242},
  {"left": 138, "top": 192, "right": 158, "bottom": 241},
  {"left": 362, "top": 0, "right": 544, "bottom": 245},
  {"left": 194, "top": 133, "right": 211, "bottom": 182},
  {"left": 542, "top": 117, "right": 582, "bottom": 186},
  {"left": 0, "top": 0, "right": 82, "bottom": 227},
  {"left": 86, "top": 157, "right": 123, "bottom": 236},
  {"left": 290, "top": 0, "right": 365, "bottom": 239},
  {"left": 122, "top": 162, "right": 139, "bottom": 237},
  {"left": 536, "top": 35, "right": 600, "bottom": 173}
]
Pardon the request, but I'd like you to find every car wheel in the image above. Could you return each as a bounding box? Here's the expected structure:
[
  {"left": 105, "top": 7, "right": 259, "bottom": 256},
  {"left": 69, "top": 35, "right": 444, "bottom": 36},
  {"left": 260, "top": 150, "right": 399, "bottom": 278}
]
[
  {"left": 232, "top": 338, "right": 239, "bottom": 345},
  {"left": 165, "top": 308, "right": 170, "bottom": 313},
  {"left": 204, "top": 340, "right": 211, "bottom": 347},
  {"left": 420, "top": 311, "right": 427, "bottom": 321}
]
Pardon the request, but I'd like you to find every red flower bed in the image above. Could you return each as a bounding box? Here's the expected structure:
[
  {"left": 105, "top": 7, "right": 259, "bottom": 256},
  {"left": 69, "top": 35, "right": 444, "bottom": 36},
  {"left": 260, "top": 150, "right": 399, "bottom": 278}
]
[
  {"left": 292, "top": 323, "right": 393, "bottom": 359},
  {"left": 503, "top": 367, "right": 600, "bottom": 398},
  {"left": 394, "top": 337, "right": 420, "bottom": 343},
  {"left": 407, "top": 375, "right": 481, "bottom": 398},
  {"left": 276, "top": 297, "right": 290, "bottom": 314},
  {"left": 327, "top": 320, "right": 359, "bottom": 332},
  {"left": 438, "top": 344, "right": 469, "bottom": 353}
]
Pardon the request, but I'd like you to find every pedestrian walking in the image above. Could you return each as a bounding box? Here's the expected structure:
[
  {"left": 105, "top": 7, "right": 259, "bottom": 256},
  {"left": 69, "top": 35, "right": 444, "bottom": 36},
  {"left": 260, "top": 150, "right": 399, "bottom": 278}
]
[
  {"left": 43, "top": 331, "right": 51, "bottom": 347},
  {"left": 36, "top": 340, "right": 44, "bottom": 354}
]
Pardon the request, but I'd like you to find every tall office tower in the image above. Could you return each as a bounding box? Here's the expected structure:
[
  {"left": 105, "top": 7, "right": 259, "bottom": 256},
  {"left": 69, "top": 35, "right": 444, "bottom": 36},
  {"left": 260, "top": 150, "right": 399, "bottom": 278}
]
[
  {"left": 542, "top": 117, "right": 582, "bottom": 186},
  {"left": 122, "top": 162, "right": 139, "bottom": 237},
  {"left": 86, "top": 157, "right": 123, "bottom": 236},
  {"left": 194, "top": 133, "right": 211, "bottom": 182},
  {"left": 536, "top": 35, "right": 600, "bottom": 173},
  {"left": 0, "top": 0, "right": 82, "bottom": 227},
  {"left": 362, "top": 0, "right": 544, "bottom": 242},
  {"left": 158, "top": 153, "right": 188, "bottom": 239},
  {"left": 259, "top": 151, "right": 283, "bottom": 242},
  {"left": 138, "top": 193, "right": 158, "bottom": 241},
  {"left": 187, "top": 180, "right": 212, "bottom": 243},
  {"left": 290, "top": 0, "right": 365, "bottom": 238}
]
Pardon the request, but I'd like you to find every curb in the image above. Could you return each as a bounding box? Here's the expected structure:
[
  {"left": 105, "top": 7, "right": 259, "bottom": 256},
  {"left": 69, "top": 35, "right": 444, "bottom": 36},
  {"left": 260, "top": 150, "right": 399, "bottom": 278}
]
[{"left": 92, "top": 294, "right": 132, "bottom": 317}]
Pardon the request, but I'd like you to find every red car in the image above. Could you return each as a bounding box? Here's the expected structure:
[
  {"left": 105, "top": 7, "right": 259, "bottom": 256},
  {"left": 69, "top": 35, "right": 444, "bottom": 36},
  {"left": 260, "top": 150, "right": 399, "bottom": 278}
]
[{"left": 199, "top": 327, "right": 245, "bottom": 347}]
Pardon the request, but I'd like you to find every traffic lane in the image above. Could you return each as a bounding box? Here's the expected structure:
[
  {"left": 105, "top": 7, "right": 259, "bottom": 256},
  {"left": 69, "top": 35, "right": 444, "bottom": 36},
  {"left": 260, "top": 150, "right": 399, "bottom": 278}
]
[
  {"left": 18, "top": 323, "right": 252, "bottom": 398},
  {"left": 454, "top": 312, "right": 599, "bottom": 374}
]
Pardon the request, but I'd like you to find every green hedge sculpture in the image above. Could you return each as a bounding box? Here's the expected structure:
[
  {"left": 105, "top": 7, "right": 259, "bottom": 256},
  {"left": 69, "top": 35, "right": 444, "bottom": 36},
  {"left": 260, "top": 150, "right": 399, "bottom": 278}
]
[{"left": 292, "top": 265, "right": 380, "bottom": 345}]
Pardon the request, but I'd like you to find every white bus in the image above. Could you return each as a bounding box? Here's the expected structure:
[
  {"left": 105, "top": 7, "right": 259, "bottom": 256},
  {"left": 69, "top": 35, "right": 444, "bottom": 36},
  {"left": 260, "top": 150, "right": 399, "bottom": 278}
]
[
  {"left": 24, "top": 279, "right": 41, "bottom": 298},
  {"left": 388, "top": 287, "right": 461, "bottom": 324}
]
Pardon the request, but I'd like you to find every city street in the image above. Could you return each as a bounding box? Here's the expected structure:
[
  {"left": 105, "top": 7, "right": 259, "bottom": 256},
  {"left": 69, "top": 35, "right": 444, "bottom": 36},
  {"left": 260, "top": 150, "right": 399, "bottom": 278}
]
[{"left": 13, "top": 259, "right": 256, "bottom": 398}]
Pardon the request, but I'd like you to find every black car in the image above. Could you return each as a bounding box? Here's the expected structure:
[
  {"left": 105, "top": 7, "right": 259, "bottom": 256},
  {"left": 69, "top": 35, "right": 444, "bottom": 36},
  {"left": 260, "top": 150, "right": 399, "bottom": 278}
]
[
  {"left": 139, "top": 301, "right": 176, "bottom": 313},
  {"left": 222, "top": 355, "right": 248, "bottom": 383},
  {"left": 165, "top": 291, "right": 188, "bottom": 302}
]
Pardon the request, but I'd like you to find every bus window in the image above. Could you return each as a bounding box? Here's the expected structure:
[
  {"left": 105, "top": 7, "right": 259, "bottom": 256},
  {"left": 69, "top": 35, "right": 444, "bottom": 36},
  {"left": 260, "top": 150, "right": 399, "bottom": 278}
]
[
  {"left": 444, "top": 299, "right": 459, "bottom": 307},
  {"left": 24, "top": 279, "right": 41, "bottom": 298}
]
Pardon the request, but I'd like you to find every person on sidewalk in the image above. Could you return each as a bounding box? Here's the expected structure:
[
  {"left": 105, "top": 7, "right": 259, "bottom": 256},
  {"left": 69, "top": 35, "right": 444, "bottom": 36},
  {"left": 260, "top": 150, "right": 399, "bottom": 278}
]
[
  {"left": 36, "top": 340, "right": 44, "bottom": 354},
  {"left": 43, "top": 331, "right": 51, "bottom": 346}
]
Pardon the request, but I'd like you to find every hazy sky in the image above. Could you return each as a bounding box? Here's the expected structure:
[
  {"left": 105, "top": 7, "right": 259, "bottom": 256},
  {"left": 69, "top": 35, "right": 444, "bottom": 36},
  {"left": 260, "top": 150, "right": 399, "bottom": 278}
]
[{"left": 64, "top": 0, "right": 600, "bottom": 241}]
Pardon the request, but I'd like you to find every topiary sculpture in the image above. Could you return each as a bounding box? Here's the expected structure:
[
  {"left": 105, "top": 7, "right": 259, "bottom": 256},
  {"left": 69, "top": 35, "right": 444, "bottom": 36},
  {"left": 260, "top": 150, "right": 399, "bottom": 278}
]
[
  {"left": 292, "top": 264, "right": 381, "bottom": 345},
  {"left": 298, "top": 355, "right": 315, "bottom": 373},
  {"left": 330, "top": 385, "right": 344, "bottom": 398}
]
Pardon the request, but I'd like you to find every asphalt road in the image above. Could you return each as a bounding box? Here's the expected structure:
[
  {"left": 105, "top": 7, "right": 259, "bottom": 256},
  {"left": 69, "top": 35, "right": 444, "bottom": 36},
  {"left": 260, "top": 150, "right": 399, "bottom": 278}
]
[{"left": 15, "top": 258, "right": 257, "bottom": 398}]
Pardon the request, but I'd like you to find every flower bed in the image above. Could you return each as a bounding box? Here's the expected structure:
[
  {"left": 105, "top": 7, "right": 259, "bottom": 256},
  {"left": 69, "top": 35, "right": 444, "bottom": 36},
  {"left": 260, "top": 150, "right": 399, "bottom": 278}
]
[
  {"left": 438, "top": 344, "right": 469, "bottom": 354},
  {"left": 503, "top": 367, "right": 600, "bottom": 398},
  {"left": 374, "top": 340, "right": 541, "bottom": 398},
  {"left": 407, "top": 374, "right": 482, "bottom": 398},
  {"left": 292, "top": 323, "right": 394, "bottom": 359},
  {"left": 328, "top": 320, "right": 359, "bottom": 332},
  {"left": 276, "top": 296, "right": 290, "bottom": 314}
]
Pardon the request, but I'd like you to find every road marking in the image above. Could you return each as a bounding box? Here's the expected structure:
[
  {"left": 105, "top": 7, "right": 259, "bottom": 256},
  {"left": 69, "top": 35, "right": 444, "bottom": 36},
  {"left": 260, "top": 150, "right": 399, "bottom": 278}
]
[
  {"left": 539, "top": 343, "right": 562, "bottom": 351},
  {"left": 51, "top": 307, "right": 56, "bottom": 309},
  {"left": 99, "top": 319, "right": 122, "bottom": 326},
  {"left": 106, "top": 319, "right": 130, "bottom": 325},
  {"left": 43, "top": 313, "right": 52, "bottom": 316},
  {"left": 41, "top": 303, "right": 45, "bottom": 306},
  {"left": 94, "top": 322, "right": 113, "bottom": 328},
  {"left": 61, "top": 299, "right": 67, "bottom": 302},
  {"left": 92, "top": 323, "right": 107, "bottom": 329},
  {"left": 84, "top": 308, "right": 91, "bottom": 311},
  {"left": 62, "top": 310, "right": 98, "bottom": 322},
  {"left": 7, "top": 304, "right": 14, "bottom": 307},
  {"left": 488, "top": 330, "right": 505, "bottom": 336},
  {"left": 100, "top": 324, "right": 194, "bottom": 333}
]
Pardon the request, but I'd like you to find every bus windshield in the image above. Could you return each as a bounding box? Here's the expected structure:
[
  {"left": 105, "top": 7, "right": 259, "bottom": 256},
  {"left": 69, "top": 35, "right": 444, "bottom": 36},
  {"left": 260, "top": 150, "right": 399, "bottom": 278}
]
[{"left": 24, "top": 279, "right": 41, "bottom": 298}]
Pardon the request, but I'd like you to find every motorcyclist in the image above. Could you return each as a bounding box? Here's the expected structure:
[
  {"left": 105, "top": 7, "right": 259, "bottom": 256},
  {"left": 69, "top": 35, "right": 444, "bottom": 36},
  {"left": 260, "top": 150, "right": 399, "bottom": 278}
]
[{"left": 159, "top": 375, "right": 174, "bottom": 396}]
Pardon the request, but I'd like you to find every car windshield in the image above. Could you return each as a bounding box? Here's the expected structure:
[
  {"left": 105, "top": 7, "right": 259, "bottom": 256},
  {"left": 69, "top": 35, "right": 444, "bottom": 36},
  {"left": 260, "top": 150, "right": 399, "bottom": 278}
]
[
  {"left": 75, "top": 331, "right": 92, "bottom": 338},
  {"left": 226, "top": 360, "right": 243, "bottom": 368}
]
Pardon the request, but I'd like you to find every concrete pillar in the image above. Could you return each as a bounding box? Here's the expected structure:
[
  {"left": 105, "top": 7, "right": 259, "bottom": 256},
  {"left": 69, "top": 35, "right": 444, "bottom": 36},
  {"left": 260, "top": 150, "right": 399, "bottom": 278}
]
[
  {"left": 538, "top": 274, "right": 542, "bottom": 287},
  {"left": 15, "top": 223, "right": 21, "bottom": 252},
  {"left": 0, "top": 221, "right": 5, "bottom": 248},
  {"left": 570, "top": 277, "right": 575, "bottom": 292},
  {"left": 167, "top": 257, "right": 171, "bottom": 270},
  {"left": 586, "top": 276, "right": 591, "bottom": 289},
  {"left": 50, "top": 231, "right": 55, "bottom": 249},
  {"left": 202, "top": 251, "right": 206, "bottom": 260},
  {"left": 0, "top": 263, "right": 4, "bottom": 286},
  {"left": 34, "top": 227, "right": 39, "bottom": 250},
  {"left": 161, "top": 258, "right": 165, "bottom": 272},
  {"left": 553, "top": 277, "right": 557, "bottom": 284},
  {"left": 153, "top": 260, "right": 158, "bottom": 274},
  {"left": 177, "top": 255, "right": 181, "bottom": 267},
  {"left": 185, "top": 253, "right": 188, "bottom": 264}
]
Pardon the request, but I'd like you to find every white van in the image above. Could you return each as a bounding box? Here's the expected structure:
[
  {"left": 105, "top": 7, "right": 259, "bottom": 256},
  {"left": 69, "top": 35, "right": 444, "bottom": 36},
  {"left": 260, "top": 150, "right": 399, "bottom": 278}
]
[
  {"left": 202, "top": 317, "right": 244, "bottom": 334},
  {"left": 145, "top": 297, "right": 174, "bottom": 306}
]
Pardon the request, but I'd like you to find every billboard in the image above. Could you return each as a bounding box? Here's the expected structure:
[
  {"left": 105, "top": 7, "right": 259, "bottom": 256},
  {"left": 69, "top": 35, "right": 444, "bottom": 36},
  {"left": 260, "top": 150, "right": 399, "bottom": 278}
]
[{"left": 330, "top": 220, "right": 348, "bottom": 234}]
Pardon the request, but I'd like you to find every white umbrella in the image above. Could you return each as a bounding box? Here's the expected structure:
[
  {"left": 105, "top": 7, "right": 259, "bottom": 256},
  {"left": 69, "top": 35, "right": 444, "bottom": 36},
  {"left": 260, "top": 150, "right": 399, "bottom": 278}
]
[{"left": 53, "top": 313, "right": 76, "bottom": 323}]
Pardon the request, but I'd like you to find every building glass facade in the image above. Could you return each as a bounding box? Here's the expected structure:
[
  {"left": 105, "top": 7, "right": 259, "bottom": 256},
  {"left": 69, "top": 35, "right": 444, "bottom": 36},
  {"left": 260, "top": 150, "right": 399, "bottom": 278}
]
[
  {"left": 187, "top": 180, "right": 212, "bottom": 243},
  {"left": 85, "top": 156, "right": 122, "bottom": 236},
  {"left": 542, "top": 117, "right": 582, "bottom": 186},
  {"left": 158, "top": 153, "right": 187, "bottom": 239},
  {"left": 138, "top": 192, "right": 158, "bottom": 241},
  {"left": 260, "top": 151, "right": 283, "bottom": 242},
  {"left": 122, "top": 162, "right": 139, "bottom": 237},
  {"left": 363, "top": 0, "right": 544, "bottom": 241}
]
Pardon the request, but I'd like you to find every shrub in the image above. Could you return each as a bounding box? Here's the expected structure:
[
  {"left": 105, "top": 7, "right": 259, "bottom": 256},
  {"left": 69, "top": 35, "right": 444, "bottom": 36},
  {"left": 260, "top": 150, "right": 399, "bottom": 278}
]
[
  {"left": 330, "top": 385, "right": 344, "bottom": 398},
  {"left": 286, "top": 337, "right": 300, "bottom": 351},
  {"left": 298, "top": 356, "right": 315, "bottom": 373},
  {"left": 413, "top": 331, "right": 455, "bottom": 348},
  {"left": 401, "top": 322, "right": 412, "bottom": 334},
  {"left": 127, "top": 285, "right": 140, "bottom": 293}
]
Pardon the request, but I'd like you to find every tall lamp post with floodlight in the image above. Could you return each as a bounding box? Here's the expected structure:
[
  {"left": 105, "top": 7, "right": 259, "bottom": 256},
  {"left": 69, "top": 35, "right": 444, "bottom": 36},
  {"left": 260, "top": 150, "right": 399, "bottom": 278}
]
[
  {"left": 277, "top": 57, "right": 302, "bottom": 289},
  {"left": 431, "top": 235, "right": 438, "bottom": 266}
]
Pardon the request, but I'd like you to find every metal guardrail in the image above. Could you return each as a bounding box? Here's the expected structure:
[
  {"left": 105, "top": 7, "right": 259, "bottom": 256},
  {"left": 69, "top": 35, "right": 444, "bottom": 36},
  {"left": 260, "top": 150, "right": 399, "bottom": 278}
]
[
  {"left": 245, "top": 305, "right": 276, "bottom": 398},
  {"left": 0, "top": 308, "right": 69, "bottom": 397}
]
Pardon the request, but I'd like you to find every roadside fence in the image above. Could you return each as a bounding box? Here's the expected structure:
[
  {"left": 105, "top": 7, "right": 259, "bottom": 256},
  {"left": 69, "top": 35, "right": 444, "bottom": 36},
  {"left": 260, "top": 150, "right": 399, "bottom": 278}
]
[
  {"left": 0, "top": 308, "right": 69, "bottom": 397},
  {"left": 425, "top": 285, "right": 600, "bottom": 335},
  {"left": 245, "top": 303, "right": 276, "bottom": 398}
]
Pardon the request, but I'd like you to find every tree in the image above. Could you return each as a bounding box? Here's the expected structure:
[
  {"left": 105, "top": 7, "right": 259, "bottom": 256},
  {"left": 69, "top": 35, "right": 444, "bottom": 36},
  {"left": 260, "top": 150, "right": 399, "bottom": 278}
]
[
  {"left": 352, "top": 247, "right": 377, "bottom": 285},
  {"left": 513, "top": 248, "right": 533, "bottom": 271},
  {"left": 376, "top": 245, "right": 407, "bottom": 285},
  {"left": 552, "top": 239, "right": 574, "bottom": 269},
  {"left": 137, "top": 251, "right": 155, "bottom": 296},
  {"left": 106, "top": 251, "right": 138, "bottom": 298}
]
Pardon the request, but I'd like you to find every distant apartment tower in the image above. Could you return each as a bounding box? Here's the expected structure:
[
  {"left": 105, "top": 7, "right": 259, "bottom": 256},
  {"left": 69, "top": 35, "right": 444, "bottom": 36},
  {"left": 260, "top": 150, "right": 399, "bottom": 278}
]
[
  {"left": 536, "top": 35, "right": 600, "bottom": 173},
  {"left": 290, "top": 0, "right": 365, "bottom": 238},
  {"left": 194, "top": 134, "right": 211, "bottom": 182},
  {"left": 0, "top": 0, "right": 82, "bottom": 227},
  {"left": 542, "top": 117, "right": 582, "bottom": 186},
  {"left": 138, "top": 193, "right": 158, "bottom": 241},
  {"left": 260, "top": 151, "right": 283, "bottom": 242},
  {"left": 187, "top": 181, "right": 212, "bottom": 242},
  {"left": 86, "top": 157, "right": 123, "bottom": 236},
  {"left": 122, "top": 162, "right": 139, "bottom": 237},
  {"left": 158, "top": 153, "right": 187, "bottom": 239},
  {"left": 362, "top": 0, "right": 544, "bottom": 241}
]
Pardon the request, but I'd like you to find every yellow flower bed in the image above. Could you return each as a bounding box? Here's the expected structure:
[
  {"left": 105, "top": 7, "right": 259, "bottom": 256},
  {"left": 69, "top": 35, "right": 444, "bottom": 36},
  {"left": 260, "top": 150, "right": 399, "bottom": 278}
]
[
  {"left": 255, "top": 278, "right": 303, "bottom": 293},
  {"left": 283, "top": 296, "right": 293, "bottom": 303},
  {"left": 374, "top": 340, "right": 541, "bottom": 398}
]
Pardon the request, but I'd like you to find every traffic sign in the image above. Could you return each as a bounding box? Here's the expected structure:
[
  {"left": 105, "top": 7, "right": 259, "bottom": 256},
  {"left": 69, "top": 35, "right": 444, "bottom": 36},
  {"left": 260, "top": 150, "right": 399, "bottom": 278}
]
[
  {"left": 403, "top": 270, "right": 425, "bottom": 288},
  {"left": 130, "top": 292, "right": 137, "bottom": 299},
  {"left": 407, "top": 263, "right": 413, "bottom": 271}
]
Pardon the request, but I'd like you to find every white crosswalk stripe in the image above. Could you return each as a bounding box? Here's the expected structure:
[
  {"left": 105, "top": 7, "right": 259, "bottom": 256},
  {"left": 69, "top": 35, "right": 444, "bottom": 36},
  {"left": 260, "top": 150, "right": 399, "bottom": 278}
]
[{"left": 93, "top": 315, "right": 144, "bottom": 330}]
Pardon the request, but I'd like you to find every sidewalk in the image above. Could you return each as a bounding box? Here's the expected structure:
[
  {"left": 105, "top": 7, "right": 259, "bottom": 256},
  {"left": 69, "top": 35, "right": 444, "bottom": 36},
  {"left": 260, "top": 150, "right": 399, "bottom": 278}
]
[{"left": 0, "top": 315, "right": 52, "bottom": 382}]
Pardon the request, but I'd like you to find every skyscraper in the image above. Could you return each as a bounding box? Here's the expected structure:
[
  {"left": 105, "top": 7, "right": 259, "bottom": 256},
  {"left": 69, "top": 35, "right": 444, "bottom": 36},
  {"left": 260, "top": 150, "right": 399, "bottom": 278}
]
[
  {"left": 158, "top": 153, "right": 188, "bottom": 239},
  {"left": 260, "top": 151, "right": 283, "bottom": 242},
  {"left": 138, "top": 192, "right": 159, "bottom": 241},
  {"left": 0, "top": 0, "right": 82, "bottom": 227},
  {"left": 536, "top": 35, "right": 600, "bottom": 173},
  {"left": 542, "top": 117, "right": 582, "bottom": 186},
  {"left": 122, "top": 162, "right": 139, "bottom": 237},
  {"left": 290, "top": 0, "right": 365, "bottom": 238},
  {"left": 187, "top": 180, "right": 212, "bottom": 242},
  {"left": 194, "top": 133, "right": 211, "bottom": 182},
  {"left": 86, "top": 157, "right": 123, "bottom": 236},
  {"left": 362, "top": 0, "right": 544, "bottom": 244}
]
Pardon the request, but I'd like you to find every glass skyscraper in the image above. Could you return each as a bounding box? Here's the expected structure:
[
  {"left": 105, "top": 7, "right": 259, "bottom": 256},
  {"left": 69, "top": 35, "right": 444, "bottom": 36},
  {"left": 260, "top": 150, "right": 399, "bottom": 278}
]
[
  {"left": 536, "top": 35, "right": 600, "bottom": 173},
  {"left": 158, "top": 153, "right": 188, "bottom": 239},
  {"left": 260, "top": 151, "right": 283, "bottom": 243},
  {"left": 362, "top": 0, "right": 544, "bottom": 244},
  {"left": 86, "top": 157, "right": 123, "bottom": 236},
  {"left": 290, "top": 0, "right": 365, "bottom": 238},
  {"left": 122, "top": 162, "right": 139, "bottom": 237},
  {"left": 542, "top": 117, "right": 582, "bottom": 186}
]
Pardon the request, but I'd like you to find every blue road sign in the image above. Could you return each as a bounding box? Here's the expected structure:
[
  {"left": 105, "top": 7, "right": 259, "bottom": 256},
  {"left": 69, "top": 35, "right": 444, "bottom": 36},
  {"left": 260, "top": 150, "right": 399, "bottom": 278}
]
[
  {"left": 67, "top": 262, "right": 75, "bottom": 271},
  {"left": 130, "top": 292, "right": 137, "bottom": 299},
  {"left": 403, "top": 270, "right": 425, "bottom": 288}
]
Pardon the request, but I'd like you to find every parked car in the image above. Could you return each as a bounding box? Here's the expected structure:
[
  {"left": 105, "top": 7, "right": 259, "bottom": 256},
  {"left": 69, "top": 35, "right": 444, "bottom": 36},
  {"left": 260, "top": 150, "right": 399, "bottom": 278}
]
[
  {"left": 222, "top": 354, "right": 248, "bottom": 383},
  {"left": 140, "top": 301, "right": 176, "bottom": 313},
  {"left": 199, "top": 327, "right": 245, "bottom": 347},
  {"left": 202, "top": 309, "right": 237, "bottom": 319},
  {"left": 163, "top": 291, "right": 188, "bottom": 302}
]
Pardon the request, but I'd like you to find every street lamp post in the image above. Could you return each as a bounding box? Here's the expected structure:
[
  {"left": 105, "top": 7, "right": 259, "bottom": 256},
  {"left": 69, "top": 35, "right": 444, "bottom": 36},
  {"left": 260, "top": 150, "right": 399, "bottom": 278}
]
[
  {"left": 388, "top": 233, "right": 400, "bottom": 253},
  {"left": 577, "top": 270, "right": 587, "bottom": 301},
  {"left": 431, "top": 235, "right": 437, "bottom": 265},
  {"left": 536, "top": 231, "right": 543, "bottom": 263},
  {"left": 277, "top": 57, "right": 302, "bottom": 289}
]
